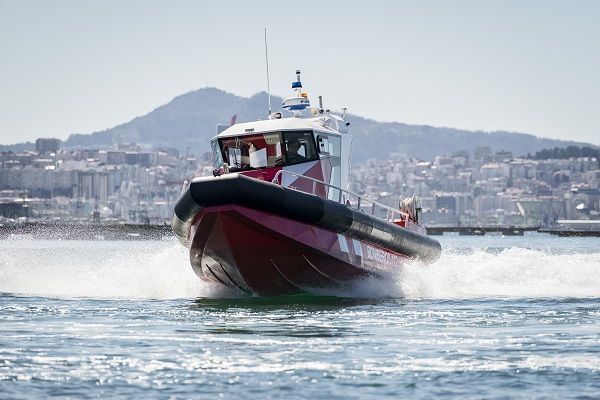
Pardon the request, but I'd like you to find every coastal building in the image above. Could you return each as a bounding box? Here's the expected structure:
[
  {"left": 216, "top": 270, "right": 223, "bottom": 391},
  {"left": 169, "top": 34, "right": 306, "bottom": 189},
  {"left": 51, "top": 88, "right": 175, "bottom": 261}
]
[
  {"left": 0, "top": 138, "right": 598, "bottom": 226},
  {"left": 35, "top": 138, "right": 61, "bottom": 155}
]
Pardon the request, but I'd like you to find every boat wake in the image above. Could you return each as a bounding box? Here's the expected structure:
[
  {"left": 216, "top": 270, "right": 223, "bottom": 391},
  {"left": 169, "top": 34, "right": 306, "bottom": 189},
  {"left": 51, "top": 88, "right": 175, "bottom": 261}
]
[
  {"left": 1, "top": 240, "right": 599, "bottom": 300},
  {"left": 348, "top": 247, "right": 600, "bottom": 299},
  {"left": 0, "top": 239, "right": 234, "bottom": 300}
]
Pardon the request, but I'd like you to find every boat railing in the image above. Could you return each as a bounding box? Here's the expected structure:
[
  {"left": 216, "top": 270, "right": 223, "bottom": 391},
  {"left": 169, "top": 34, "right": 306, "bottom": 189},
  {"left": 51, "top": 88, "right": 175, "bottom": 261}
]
[{"left": 271, "top": 170, "right": 409, "bottom": 223}]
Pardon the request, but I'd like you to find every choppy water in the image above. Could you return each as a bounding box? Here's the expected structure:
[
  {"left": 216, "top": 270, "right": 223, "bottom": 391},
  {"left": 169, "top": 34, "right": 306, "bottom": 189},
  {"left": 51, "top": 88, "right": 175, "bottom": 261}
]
[{"left": 1, "top": 234, "right": 599, "bottom": 399}]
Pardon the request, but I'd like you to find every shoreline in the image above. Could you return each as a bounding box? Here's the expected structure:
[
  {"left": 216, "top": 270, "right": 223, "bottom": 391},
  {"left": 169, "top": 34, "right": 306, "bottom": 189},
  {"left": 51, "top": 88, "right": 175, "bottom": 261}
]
[{"left": 0, "top": 221, "right": 598, "bottom": 240}]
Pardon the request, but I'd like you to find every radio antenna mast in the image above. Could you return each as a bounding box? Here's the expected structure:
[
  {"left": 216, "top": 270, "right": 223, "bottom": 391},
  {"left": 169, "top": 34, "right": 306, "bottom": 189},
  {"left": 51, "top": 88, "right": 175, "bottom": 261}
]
[{"left": 264, "top": 28, "right": 272, "bottom": 116}]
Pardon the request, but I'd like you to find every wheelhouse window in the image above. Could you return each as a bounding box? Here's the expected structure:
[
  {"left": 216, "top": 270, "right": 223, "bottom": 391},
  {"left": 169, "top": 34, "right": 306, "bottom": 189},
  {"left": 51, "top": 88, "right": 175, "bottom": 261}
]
[
  {"left": 218, "top": 132, "right": 283, "bottom": 171},
  {"left": 216, "top": 131, "right": 319, "bottom": 171},
  {"left": 282, "top": 131, "right": 318, "bottom": 165},
  {"left": 211, "top": 139, "right": 224, "bottom": 168}
]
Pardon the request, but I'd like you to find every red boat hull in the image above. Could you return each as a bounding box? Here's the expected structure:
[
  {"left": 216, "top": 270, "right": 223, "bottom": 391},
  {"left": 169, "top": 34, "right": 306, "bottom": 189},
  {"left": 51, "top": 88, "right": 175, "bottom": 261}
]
[{"left": 188, "top": 204, "right": 411, "bottom": 296}]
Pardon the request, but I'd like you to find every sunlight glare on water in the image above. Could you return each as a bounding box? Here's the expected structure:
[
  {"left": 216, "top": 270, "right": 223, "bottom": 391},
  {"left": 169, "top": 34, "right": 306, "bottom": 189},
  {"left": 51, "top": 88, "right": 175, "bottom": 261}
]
[{"left": 1, "top": 235, "right": 599, "bottom": 399}]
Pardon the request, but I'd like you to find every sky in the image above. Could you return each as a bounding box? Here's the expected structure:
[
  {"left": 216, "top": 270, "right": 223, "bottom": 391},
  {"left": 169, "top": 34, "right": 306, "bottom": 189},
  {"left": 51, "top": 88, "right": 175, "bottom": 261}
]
[{"left": 0, "top": 0, "right": 599, "bottom": 145}]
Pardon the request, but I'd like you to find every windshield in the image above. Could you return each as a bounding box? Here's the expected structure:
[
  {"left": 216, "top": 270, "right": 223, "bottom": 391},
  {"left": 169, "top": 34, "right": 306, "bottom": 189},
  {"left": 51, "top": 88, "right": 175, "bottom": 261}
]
[
  {"left": 219, "top": 132, "right": 283, "bottom": 171},
  {"left": 216, "top": 131, "right": 319, "bottom": 171},
  {"left": 282, "top": 131, "right": 319, "bottom": 165}
]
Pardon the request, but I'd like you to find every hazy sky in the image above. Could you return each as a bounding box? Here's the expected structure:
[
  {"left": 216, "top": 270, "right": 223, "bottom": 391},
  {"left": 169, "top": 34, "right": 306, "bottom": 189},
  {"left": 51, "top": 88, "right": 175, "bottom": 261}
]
[{"left": 1, "top": 0, "right": 599, "bottom": 145}]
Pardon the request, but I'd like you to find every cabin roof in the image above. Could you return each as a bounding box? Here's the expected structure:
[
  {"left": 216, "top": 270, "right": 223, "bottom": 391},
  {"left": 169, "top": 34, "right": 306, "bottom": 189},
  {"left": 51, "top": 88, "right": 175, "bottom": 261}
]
[{"left": 213, "top": 115, "right": 344, "bottom": 140}]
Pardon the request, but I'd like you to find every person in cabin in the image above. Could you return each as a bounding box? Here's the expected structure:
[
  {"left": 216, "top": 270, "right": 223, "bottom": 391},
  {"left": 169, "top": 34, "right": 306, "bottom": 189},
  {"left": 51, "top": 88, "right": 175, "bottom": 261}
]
[{"left": 285, "top": 138, "right": 308, "bottom": 164}]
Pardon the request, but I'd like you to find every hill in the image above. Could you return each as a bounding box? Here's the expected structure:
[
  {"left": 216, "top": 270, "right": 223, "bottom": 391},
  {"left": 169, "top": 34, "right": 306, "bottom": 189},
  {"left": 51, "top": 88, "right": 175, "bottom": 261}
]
[{"left": 3, "top": 88, "right": 593, "bottom": 162}]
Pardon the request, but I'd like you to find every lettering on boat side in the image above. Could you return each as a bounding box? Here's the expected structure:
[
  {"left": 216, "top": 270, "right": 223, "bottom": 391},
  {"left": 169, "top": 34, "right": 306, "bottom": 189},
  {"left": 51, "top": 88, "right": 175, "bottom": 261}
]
[{"left": 366, "top": 245, "right": 400, "bottom": 266}]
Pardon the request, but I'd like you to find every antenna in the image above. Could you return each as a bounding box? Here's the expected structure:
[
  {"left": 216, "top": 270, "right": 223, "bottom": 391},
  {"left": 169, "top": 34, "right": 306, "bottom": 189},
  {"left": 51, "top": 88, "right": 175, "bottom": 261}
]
[{"left": 264, "top": 28, "right": 272, "bottom": 116}]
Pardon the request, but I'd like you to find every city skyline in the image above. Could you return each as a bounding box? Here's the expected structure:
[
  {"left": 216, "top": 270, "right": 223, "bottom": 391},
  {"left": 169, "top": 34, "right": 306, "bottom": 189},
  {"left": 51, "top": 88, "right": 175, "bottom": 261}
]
[
  {"left": 2, "top": 139, "right": 598, "bottom": 227},
  {"left": 1, "top": 0, "right": 599, "bottom": 145}
]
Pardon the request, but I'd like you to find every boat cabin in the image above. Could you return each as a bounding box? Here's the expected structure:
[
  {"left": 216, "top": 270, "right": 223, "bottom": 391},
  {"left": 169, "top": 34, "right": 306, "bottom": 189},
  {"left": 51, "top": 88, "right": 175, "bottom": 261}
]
[
  {"left": 211, "top": 114, "right": 352, "bottom": 201},
  {"left": 211, "top": 69, "right": 354, "bottom": 203}
]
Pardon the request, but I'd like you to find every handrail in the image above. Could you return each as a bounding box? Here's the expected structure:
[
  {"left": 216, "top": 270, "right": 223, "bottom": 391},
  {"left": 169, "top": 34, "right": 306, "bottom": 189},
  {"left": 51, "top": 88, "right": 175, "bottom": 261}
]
[{"left": 271, "top": 169, "right": 409, "bottom": 222}]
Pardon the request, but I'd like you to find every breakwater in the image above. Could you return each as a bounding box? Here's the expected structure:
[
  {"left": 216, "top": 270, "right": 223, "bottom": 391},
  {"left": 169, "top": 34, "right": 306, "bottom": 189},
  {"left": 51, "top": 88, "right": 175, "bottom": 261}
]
[{"left": 1, "top": 222, "right": 598, "bottom": 240}]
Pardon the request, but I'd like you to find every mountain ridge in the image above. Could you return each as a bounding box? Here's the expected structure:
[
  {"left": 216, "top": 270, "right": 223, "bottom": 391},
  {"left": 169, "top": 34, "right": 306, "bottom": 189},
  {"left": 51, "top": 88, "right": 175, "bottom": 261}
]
[{"left": 1, "top": 88, "right": 594, "bottom": 162}]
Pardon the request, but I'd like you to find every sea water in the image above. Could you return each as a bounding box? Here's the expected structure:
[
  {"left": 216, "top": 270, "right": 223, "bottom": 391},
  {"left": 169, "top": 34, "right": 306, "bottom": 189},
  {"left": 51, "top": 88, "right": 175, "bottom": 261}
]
[{"left": 0, "top": 234, "right": 599, "bottom": 399}]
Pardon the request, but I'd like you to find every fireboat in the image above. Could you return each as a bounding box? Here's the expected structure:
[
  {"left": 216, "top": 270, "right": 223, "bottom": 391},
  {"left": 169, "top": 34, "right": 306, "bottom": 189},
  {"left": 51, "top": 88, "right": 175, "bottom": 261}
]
[{"left": 172, "top": 71, "right": 441, "bottom": 296}]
